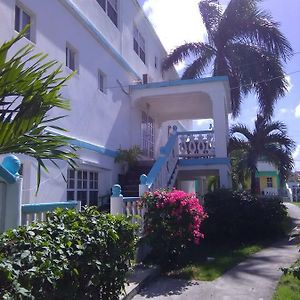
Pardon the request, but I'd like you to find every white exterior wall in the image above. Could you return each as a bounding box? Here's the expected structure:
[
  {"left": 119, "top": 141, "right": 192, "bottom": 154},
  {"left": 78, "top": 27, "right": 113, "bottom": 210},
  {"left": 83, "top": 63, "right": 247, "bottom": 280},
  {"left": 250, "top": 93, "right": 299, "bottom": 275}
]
[{"left": 0, "top": 0, "right": 178, "bottom": 203}]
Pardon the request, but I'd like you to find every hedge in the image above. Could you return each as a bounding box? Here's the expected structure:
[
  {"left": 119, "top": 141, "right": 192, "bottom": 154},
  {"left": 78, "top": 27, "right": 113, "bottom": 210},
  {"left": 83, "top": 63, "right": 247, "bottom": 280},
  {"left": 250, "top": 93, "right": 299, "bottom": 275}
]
[{"left": 0, "top": 207, "right": 137, "bottom": 299}]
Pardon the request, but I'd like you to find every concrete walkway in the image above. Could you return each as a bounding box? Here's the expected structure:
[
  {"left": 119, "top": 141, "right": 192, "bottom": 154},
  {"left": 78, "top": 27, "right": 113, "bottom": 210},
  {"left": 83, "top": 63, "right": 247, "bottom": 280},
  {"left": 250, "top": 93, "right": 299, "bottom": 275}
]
[{"left": 133, "top": 203, "right": 300, "bottom": 300}]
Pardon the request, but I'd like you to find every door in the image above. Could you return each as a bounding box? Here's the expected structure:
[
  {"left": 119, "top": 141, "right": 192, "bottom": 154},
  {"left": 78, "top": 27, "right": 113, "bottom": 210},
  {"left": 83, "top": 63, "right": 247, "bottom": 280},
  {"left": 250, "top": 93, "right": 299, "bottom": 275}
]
[{"left": 141, "top": 111, "right": 154, "bottom": 158}]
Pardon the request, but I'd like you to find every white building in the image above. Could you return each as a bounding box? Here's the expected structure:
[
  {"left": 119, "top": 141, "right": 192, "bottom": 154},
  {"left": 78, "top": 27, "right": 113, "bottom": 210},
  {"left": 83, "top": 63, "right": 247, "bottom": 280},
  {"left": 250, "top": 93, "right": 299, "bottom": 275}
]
[{"left": 0, "top": 0, "right": 232, "bottom": 205}]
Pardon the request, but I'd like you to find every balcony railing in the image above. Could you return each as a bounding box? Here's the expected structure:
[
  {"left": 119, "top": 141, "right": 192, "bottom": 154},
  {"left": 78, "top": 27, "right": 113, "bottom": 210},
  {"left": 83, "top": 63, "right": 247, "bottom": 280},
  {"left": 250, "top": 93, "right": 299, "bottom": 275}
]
[{"left": 177, "top": 130, "right": 215, "bottom": 159}]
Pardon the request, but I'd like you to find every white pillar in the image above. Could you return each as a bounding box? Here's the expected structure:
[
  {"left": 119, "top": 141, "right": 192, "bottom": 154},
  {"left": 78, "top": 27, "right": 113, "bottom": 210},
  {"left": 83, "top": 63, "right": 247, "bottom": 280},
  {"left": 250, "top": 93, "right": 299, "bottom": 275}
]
[
  {"left": 4, "top": 177, "right": 23, "bottom": 231},
  {"left": 0, "top": 181, "right": 6, "bottom": 232},
  {"left": 139, "top": 174, "right": 149, "bottom": 196},
  {"left": 211, "top": 93, "right": 229, "bottom": 158},
  {"left": 110, "top": 184, "right": 124, "bottom": 215},
  {"left": 219, "top": 166, "right": 232, "bottom": 189}
]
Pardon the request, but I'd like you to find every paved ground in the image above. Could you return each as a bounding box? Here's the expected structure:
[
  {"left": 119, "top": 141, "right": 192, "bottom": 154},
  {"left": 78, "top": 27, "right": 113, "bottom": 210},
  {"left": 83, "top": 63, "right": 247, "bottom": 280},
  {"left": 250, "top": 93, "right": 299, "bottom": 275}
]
[{"left": 133, "top": 203, "right": 300, "bottom": 300}]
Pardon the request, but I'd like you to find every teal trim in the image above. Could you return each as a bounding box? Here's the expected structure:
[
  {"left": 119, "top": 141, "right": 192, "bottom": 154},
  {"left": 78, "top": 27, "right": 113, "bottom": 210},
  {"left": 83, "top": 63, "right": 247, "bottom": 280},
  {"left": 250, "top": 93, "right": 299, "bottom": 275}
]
[
  {"left": 112, "top": 184, "right": 122, "bottom": 197},
  {"left": 146, "top": 132, "right": 178, "bottom": 188},
  {"left": 123, "top": 197, "right": 140, "bottom": 202},
  {"left": 62, "top": 0, "right": 141, "bottom": 80},
  {"left": 0, "top": 155, "right": 21, "bottom": 184},
  {"left": 179, "top": 157, "right": 231, "bottom": 167},
  {"left": 22, "top": 201, "right": 78, "bottom": 214},
  {"left": 256, "top": 171, "right": 279, "bottom": 177},
  {"left": 130, "top": 76, "right": 229, "bottom": 90},
  {"left": 0, "top": 165, "right": 17, "bottom": 184},
  {"left": 45, "top": 129, "right": 117, "bottom": 158},
  {"left": 70, "top": 139, "right": 117, "bottom": 158}
]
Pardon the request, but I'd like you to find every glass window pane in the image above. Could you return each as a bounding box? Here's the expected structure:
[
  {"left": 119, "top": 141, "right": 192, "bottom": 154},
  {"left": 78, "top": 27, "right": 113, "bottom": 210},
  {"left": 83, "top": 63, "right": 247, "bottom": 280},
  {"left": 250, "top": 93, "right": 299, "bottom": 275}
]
[
  {"left": 67, "top": 191, "right": 74, "bottom": 201},
  {"left": 22, "top": 11, "right": 31, "bottom": 40},
  {"left": 89, "top": 191, "right": 98, "bottom": 206},
  {"left": 15, "top": 6, "right": 20, "bottom": 32},
  {"left": 68, "top": 169, "right": 75, "bottom": 179},
  {"left": 97, "top": 0, "right": 106, "bottom": 11},
  {"left": 108, "top": 2, "right": 118, "bottom": 27},
  {"left": 77, "top": 191, "right": 87, "bottom": 206}
]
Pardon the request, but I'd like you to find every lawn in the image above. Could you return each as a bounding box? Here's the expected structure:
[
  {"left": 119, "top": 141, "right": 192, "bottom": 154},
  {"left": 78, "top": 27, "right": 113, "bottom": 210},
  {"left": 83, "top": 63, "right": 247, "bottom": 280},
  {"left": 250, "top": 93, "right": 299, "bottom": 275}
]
[
  {"left": 167, "top": 243, "right": 264, "bottom": 281},
  {"left": 272, "top": 260, "right": 300, "bottom": 300}
]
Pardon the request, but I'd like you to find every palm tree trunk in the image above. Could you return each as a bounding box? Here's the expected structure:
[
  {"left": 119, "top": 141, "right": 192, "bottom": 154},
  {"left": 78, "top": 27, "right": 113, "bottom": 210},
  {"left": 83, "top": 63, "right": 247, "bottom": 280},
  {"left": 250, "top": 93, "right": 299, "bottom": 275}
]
[{"left": 250, "top": 169, "right": 257, "bottom": 194}]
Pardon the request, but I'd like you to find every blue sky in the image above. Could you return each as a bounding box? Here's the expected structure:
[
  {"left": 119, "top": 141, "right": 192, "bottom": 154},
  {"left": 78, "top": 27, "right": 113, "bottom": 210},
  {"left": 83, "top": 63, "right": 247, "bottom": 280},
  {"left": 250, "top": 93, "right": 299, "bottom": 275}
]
[{"left": 138, "top": 0, "right": 300, "bottom": 170}]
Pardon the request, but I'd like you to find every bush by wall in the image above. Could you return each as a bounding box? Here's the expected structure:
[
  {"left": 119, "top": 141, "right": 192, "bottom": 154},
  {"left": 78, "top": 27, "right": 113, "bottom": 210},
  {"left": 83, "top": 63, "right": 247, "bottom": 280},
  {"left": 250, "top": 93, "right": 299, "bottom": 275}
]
[
  {"left": 202, "top": 189, "right": 288, "bottom": 244},
  {"left": 141, "top": 190, "right": 207, "bottom": 266},
  {"left": 0, "top": 207, "right": 137, "bottom": 299}
]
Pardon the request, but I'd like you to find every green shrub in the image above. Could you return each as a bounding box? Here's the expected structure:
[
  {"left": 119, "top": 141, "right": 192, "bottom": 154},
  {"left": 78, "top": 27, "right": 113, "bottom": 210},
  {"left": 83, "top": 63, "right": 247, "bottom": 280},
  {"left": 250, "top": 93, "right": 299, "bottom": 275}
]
[
  {"left": 0, "top": 207, "right": 137, "bottom": 299},
  {"left": 141, "top": 190, "right": 207, "bottom": 267},
  {"left": 202, "top": 189, "right": 288, "bottom": 244}
]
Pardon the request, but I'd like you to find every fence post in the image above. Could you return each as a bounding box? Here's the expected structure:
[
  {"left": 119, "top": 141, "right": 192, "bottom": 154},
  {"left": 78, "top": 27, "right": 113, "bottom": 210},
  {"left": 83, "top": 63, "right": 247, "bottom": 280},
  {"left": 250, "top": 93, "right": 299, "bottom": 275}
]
[
  {"left": 0, "top": 155, "right": 23, "bottom": 231},
  {"left": 110, "top": 184, "right": 124, "bottom": 215},
  {"left": 139, "top": 174, "right": 148, "bottom": 197},
  {"left": 76, "top": 201, "right": 82, "bottom": 212}
]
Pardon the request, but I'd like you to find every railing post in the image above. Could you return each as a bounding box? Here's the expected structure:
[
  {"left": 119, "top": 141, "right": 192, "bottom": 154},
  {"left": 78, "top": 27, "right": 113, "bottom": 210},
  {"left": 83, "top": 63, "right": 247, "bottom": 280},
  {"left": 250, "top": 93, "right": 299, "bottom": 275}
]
[
  {"left": 0, "top": 155, "right": 23, "bottom": 231},
  {"left": 76, "top": 201, "right": 82, "bottom": 212},
  {"left": 139, "top": 174, "right": 148, "bottom": 196},
  {"left": 110, "top": 184, "right": 124, "bottom": 215}
]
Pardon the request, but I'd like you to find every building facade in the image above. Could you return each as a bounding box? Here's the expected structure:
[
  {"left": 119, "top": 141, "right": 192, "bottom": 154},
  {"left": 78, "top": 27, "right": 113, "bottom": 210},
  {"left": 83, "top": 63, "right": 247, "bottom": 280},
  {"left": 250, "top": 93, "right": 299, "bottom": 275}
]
[{"left": 0, "top": 0, "right": 232, "bottom": 205}]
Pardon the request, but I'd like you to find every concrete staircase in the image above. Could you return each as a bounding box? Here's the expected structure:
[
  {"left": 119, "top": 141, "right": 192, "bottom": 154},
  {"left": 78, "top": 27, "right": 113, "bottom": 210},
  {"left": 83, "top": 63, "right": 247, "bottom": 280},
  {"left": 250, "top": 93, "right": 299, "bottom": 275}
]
[{"left": 119, "top": 161, "right": 153, "bottom": 197}]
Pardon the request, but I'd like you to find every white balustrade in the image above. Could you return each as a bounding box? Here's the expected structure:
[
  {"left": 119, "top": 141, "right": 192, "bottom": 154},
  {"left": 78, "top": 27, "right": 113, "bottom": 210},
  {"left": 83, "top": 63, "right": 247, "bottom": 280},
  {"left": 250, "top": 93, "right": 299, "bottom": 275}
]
[
  {"left": 123, "top": 197, "right": 146, "bottom": 235},
  {"left": 178, "top": 131, "right": 215, "bottom": 158}
]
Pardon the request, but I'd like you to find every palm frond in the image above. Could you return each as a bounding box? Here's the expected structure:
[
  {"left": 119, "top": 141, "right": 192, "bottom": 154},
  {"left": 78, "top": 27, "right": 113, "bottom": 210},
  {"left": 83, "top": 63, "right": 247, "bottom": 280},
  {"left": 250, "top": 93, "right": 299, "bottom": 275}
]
[
  {"left": 181, "top": 46, "right": 215, "bottom": 79},
  {"left": 0, "top": 31, "right": 78, "bottom": 190},
  {"left": 162, "top": 42, "right": 215, "bottom": 71},
  {"left": 199, "top": 0, "right": 223, "bottom": 44}
]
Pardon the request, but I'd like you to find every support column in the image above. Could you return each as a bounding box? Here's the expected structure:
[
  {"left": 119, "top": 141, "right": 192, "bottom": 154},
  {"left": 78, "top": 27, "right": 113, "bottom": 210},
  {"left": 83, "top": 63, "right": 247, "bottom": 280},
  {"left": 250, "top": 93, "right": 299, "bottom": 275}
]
[
  {"left": 219, "top": 165, "right": 232, "bottom": 189},
  {"left": 211, "top": 93, "right": 229, "bottom": 158},
  {"left": 139, "top": 174, "right": 149, "bottom": 196},
  {"left": 110, "top": 184, "right": 124, "bottom": 215}
]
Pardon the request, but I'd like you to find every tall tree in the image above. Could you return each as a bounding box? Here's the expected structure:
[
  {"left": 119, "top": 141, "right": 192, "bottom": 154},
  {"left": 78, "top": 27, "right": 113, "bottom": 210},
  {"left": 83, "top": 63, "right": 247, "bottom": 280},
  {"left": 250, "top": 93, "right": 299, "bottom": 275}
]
[
  {"left": 162, "top": 0, "right": 292, "bottom": 117},
  {"left": 229, "top": 115, "right": 295, "bottom": 194},
  {"left": 0, "top": 31, "right": 77, "bottom": 189}
]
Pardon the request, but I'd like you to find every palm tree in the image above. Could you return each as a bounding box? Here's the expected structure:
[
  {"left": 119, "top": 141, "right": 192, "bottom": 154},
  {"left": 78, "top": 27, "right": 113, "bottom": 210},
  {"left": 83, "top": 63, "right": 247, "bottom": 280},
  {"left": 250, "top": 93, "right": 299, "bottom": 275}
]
[
  {"left": 0, "top": 31, "right": 77, "bottom": 189},
  {"left": 162, "top": 0, "right": 292, "bottom": 117},
  {"left": 229, "top": 115, "right": 295, "bottom": 194}
]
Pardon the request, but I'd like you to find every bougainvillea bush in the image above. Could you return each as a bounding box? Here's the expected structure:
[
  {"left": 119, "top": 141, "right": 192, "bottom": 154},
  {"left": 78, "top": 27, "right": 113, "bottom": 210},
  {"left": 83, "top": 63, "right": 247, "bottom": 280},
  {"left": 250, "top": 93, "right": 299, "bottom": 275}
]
[{"left": 141, "top": 190, "right": 207, "bottom": 266}]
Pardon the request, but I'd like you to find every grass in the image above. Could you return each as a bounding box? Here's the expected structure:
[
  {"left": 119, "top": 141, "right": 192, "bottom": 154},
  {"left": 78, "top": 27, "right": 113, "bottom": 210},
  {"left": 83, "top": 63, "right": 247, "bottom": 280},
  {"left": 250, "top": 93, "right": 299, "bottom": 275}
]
[
  {"left": 293, "top": 202, "right": 300, "bottom": 208},
  {"left": 167, "top": 243, "right": 264, "bottom": 281},
  {"left": 272, "top": 260, "right": 300, "bottom": 300}
]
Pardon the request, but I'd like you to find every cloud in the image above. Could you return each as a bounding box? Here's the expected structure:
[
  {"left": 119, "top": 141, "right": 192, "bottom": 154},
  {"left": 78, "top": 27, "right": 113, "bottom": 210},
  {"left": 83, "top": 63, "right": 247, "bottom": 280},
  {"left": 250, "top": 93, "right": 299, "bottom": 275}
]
[
  {"left": 285, "top": 75, "right": 293, "bottom": 92},
  {"left": 295, "top": 103, "right": 300, "bottom": 118},
  {"left": 279, "top": 108, "right": 288, "bottom": 115},
  {"left": 143, "top": 0, "right": 206, "bottom": 54}
]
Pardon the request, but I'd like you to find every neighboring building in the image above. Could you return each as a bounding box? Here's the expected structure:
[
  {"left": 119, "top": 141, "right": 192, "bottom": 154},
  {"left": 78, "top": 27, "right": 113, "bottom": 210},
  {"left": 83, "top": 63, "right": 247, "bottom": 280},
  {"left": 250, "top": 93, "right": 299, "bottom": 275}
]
[
  {"left": 0, "top": 0, "right": 232, "bottom": 204},
  {"left": 255, "top": 162, "right": 280, "bottom": 196}
]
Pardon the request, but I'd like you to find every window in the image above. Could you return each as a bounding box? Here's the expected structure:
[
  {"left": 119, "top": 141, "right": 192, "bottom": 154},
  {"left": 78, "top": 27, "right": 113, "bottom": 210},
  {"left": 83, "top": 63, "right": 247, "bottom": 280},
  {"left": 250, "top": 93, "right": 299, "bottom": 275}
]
[
  {"left": 267, "top": 177, "right": 273, "bottom": 188},
  {"left": 141, "top": 111, "right": 154, "bottom": 158},
  {"left": 98, "top": 70, "right": 106, "bottom": 93},
  {"left": 96, "top": 0, "right": 118, "bottom": 27},
  {"left": 67, "top": 169, "right": 99, "bottom": 206},
  {"left": 15, "top": 5, "right": 32, "bottom": 41},
  {"left": 134, "top": 26, "right": 146, "bottom": 64},
  {"left": 66, "top": 44, "right": 77, "bottom": 71}
]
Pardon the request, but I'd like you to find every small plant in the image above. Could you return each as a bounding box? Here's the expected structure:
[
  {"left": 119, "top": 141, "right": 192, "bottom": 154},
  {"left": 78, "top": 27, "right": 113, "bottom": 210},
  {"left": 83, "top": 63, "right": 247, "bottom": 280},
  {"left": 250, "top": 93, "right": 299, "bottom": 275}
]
[
  {"left": 141, "top": 189, "right": 207, "bottom": 267},
  {"left": 114, "top": 145, "right": 142, "bottom": 169},
  {"left": 0, "top": 207, "right": 137, "bottom": 299}
]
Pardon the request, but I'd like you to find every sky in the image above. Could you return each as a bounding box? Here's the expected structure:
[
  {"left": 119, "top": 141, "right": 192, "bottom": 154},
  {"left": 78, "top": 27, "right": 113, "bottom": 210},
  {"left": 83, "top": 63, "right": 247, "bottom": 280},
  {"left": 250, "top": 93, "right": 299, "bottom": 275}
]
[{"left": 137, "top": 0, "right": 300, "bottom": 170}]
